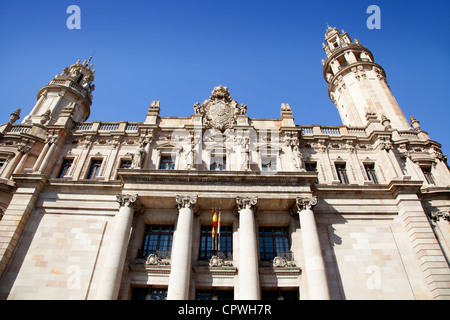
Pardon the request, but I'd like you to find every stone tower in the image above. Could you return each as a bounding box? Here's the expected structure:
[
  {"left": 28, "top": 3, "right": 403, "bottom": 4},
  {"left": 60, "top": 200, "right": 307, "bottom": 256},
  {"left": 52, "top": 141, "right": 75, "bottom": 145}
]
[
  {"left": 22, "top": 59, "right": 95, "bottom": 127},
  {"left": 322, "top": 26, "right": 410, "bottom": 130}
]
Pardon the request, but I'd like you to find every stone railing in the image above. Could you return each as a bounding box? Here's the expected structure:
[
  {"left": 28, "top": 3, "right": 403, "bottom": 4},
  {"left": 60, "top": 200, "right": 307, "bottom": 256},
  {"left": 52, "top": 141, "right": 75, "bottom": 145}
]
[{"left": 73, "top": 122, "right": 139, "bottom": 133}]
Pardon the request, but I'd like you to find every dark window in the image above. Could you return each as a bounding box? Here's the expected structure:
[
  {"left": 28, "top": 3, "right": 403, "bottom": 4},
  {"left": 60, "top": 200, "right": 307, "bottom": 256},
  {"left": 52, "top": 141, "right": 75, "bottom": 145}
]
[
  {"left": 131, "top": 287, "right": 167, "bottom": 300},
  {"left": 199, "top": 225, "right": 233, "bottom": 260},
  {"left": 259, "top": 227, "right": 290, "bottom": 262},
  {"left": 139, "top": 225, "right": 174, "bottom": 259},
  {"left": 196, "top": 289, "right": 234, "bottom": 300},
  {"left": 364, "top": 164, "right": 378, "bottom": 184},
  {"left": 210, "top": 156, "right": 226, "bottom": 171},
  {"left": 0, "top": 159, "right": 5, "bottom": 172},
  {"left": 86, "top": 159, "right": 102, "bottom": 179},
  {"left": 305, "top": 162, "right": 318, "bottom": 183},
  {"left": 119, "top": 159, "right": 132, "bottom": 169},
  {"left": 422, "top": 167, "right": 436, "bottom": 185},
  {"left": 58, "top": 159, "right": 74, "bottom": 178},
  {"left": 261, "top": 289, "right": 299, "bottom": 300},
  {"left": 159, "top": 155, "right": 175, "bottom": 170},
  {"left": 335, "top": 163, "right": 349, "bottom": 184}
]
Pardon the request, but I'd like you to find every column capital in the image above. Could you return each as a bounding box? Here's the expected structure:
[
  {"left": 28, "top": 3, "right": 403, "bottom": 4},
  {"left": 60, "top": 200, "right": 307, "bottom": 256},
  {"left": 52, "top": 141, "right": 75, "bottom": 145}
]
[
  {"left": 295, "top": 196, "right": 317, "bottom": 212},
  {"left": 116, "top": 194, "right": 139, "bottom": 208},
  {"left": 176, "top": 195, "right": 198, "bottom": 210},
  {"left": 236, "top": 196, "right": 258, "bottom": 211}
]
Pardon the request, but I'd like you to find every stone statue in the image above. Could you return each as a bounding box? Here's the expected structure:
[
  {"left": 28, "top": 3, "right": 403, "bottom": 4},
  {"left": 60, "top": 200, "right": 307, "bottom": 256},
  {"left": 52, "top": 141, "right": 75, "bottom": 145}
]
[
  {"left": 241, "top": 137, "right": 250, "bottom": 171},
  {"left": 185, "top": 142, "right": 195, "bottom": 170},
  {"left": 240, "top": 104, "right": 247, "bottom": 115},
  {"left": 292, "top": 145, "right": 305, "bottom": 171},
  {"left": 132, "top": 145, "right": 145, "bottom": 169}
]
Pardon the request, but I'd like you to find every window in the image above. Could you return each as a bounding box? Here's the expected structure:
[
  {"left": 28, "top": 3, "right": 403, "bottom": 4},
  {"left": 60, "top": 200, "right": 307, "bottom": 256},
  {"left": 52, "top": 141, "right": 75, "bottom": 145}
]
[
  {"left": 335, "top": 163, "right": 349, "bottom": 184},
  {"left": 199, "top": 225, "right": 233, "bottom": 260},
  {"left": 261, "top": 289, "right": 299, "bottom": 300},
  {"left": 422, "top": 167, "right": 436, "bottom": 185},
  {"left": 57, "top": 159, "right": 73, "bottom": 178},
  {"left": 261, "top": 156, "right": 277, "bottom": 172},
  {"left": 139, "top": 225, "right": 174, "bottom": 259},
  {"left": 210, "top": 155, "right": 226, "bottom": 171},
  {"left": 364, "top": 164, "right": 378, "bottom": 184},
  {"left": 159, "top": 155, "right": 175, "bottom": 170},
  {"left": 305, "top": 161, "right": 318, "bottom": 183},
  {"left": 86, "top": 159, "right": 102, "bottom": 179},
  {"left": 196, "top": 289, "right": 234, "bottom": 300},
  {"left": 131, "top": 287, "right": 167, "bottom": 300},
  {"left": 259, "top": 227, "right": 291, "bottom": 262},
  {"left": 119, "top": 159, "right": 132, "bottom": 169},
  {"left": 0, "top": 159, "right": 6, "bottom": 173}
]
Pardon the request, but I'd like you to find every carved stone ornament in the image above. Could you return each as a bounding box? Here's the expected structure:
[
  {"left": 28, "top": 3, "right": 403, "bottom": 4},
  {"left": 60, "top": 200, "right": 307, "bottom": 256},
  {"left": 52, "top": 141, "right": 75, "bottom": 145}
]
[
  {"left": 295, "top": 196, "right": 318, "bottom": 212},
  {"left": 273, "top": 256, "right": 297, "bottom": 268},
  {"left": 146, "top": 254, "right": 171, "bottom": 266},
  {"left": 236, "top": 196, "right": 258, "bottom": 211},
  {"left": 209, "top": 255, "right": 234, "bottom": 267},
  {"left": 200, "top": 86, "right": 243, "bottom": 132},
  {"left": 429, "top": 211, "right": 450, "bottom": 222},
  {"left": 176, "top": 195, "right": 198, "bottom": 209},
  {"left": 116, "top": 194, "right": 139, "bottom": 208}
]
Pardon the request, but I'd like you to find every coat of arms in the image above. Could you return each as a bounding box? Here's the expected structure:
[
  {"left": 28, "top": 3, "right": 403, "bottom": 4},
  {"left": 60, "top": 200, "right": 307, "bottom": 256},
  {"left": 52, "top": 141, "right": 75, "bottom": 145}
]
[{"left": 193, "top": 86, "right": 247, "bottom": 131}]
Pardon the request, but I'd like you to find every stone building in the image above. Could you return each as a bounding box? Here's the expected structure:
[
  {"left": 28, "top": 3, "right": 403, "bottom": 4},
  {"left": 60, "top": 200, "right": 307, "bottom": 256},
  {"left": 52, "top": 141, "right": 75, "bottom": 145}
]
[{"left": 0, "top": 27, "right": 449, "bottom": 300}]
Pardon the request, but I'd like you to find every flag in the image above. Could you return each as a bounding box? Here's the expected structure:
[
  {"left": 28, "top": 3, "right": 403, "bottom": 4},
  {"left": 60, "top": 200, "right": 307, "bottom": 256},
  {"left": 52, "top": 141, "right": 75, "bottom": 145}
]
[{"left": 212, "top": 209, "right": 217, "bottom": 239}]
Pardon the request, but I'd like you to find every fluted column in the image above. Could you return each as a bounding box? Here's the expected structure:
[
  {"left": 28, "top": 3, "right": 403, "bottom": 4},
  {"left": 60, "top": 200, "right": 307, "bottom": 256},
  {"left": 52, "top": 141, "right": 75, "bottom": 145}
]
[
  {"left": 96, "top": 194, "right": 139, "bottom": 300},
  {"left": 296, "top": 197, "right": 330, "bottom": 300},
  {"left": 167, "top": 195, "right": 198, "bottom": 300},
  {"left": 236, "top": 196, "right": 260, "bottom": 300}
]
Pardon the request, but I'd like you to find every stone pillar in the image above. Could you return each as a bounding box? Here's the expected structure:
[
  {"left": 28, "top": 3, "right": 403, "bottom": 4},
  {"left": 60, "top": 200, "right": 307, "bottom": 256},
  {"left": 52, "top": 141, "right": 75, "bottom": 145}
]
[
  {"left": 236, "top": 196, "right": 260, "bottom": 300},
  {"left": 296, "top": 196, "right": 330, "bottom": 300},
  {"left": 96, "top": 194, "right": 139, "bottom": 300},
  {"left": 167, "top": 195, "right": 198, "bottom": 300}
]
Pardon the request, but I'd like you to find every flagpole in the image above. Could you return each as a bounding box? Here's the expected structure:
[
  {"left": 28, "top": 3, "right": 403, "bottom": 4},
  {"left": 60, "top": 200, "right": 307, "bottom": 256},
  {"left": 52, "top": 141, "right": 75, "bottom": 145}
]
[{"left": 218, "top": 208, "right": 221, "bottom": 253}]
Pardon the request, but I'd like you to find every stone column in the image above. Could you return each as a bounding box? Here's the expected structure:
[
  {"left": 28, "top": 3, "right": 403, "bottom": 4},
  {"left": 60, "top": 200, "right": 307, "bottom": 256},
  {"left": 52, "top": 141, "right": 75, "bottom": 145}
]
[
  {"left": 296, "top": 196, "right": 330, "bottom": 300},
  {"left": 236, "top": 196, "right": 260, "bottom": 300},
  {"left": 167, "top": 195, "right": 198, "bottom": 300},
  {"left": 96, "top": 194, "right": 139, "bottom": 300}
]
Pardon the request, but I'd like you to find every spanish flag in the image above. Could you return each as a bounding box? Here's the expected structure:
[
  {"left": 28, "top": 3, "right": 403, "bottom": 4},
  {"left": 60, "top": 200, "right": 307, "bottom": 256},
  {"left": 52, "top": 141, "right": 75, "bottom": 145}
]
[{"left": 212, "top": 209, "right": 218, "bottom": 239}]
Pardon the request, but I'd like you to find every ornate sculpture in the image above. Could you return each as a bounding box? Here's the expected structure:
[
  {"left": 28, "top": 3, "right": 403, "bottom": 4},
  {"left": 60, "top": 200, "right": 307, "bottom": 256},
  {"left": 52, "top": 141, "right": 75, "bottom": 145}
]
[
  {"left": 199, "top": 86, "right": 245, "bottom": 131},
  {"left": 176, "top": 195, "right": 198, "bottom": 209},
  {"left": 240, "top": 137, "right": 250, "bottom": 171},
  {"left": 145, "top": 253, "right": 171, "bottom": 266},
  {"left": 295, "top": 196, "right": 317, "bottom": 212},
  {"left": 236, "top": 196, "right": 258, "bottom": 211},
  {"left": 116, "top": 194, "right": 139, "bottom": 208},
  {"left": 185, "top": 141, "right": 195, "bottom": 170},
  {"left": 292, "top": 145, "right": 305, "bottom": 171},
  {"left": 131, "top": 145, "right": 145, "bottom": 169},
  {"left": 8, "top": 109, "right": 21, "bottom": 124},
  {"left": 209, "top": 255, "right": 234, "bottom": 267}
]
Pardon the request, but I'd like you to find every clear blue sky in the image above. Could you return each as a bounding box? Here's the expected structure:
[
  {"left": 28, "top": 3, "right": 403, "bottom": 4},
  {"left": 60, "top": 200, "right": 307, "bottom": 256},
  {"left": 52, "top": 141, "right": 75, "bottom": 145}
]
[{"left": 1, "top": 0, "right": 449, "bottom": 156}]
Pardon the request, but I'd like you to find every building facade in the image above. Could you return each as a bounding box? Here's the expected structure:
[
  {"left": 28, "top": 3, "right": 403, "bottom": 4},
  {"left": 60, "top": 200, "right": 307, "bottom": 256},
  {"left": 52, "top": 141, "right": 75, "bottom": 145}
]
[{"left": 0, "top": 27, "right": 449, "bottom": 300}]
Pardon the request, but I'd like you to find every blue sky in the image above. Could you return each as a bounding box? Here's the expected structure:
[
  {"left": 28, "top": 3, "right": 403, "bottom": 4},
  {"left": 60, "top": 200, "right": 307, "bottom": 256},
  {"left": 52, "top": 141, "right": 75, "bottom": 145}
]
[{"left": 1, "top": 0, "right": 449, "bottom": 156}]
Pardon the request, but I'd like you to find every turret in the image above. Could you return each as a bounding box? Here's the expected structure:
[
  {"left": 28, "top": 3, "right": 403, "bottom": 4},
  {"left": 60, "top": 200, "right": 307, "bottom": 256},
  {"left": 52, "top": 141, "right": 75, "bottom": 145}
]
[
  {"left": 322, "top": 26, "right": 410, "bottom": 130},
  {"left": 22, "top": 59, "right": 95, "bottom": 127}
]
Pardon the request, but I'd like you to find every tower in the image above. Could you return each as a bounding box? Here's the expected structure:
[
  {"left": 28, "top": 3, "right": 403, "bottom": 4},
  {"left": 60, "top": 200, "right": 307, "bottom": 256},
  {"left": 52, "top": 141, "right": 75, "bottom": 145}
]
[
  {"left": 322, "top": 26, "right": 410, "bottom": 130},
  {"left": 22, "top": 59, "right": 95, "bottom": 127}
]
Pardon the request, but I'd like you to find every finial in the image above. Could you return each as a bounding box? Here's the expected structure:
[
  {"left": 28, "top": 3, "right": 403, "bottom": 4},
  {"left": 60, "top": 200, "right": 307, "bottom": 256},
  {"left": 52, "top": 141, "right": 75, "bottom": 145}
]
[{"left": 326, "top": 22, "right": 331, "bottom": 30}]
